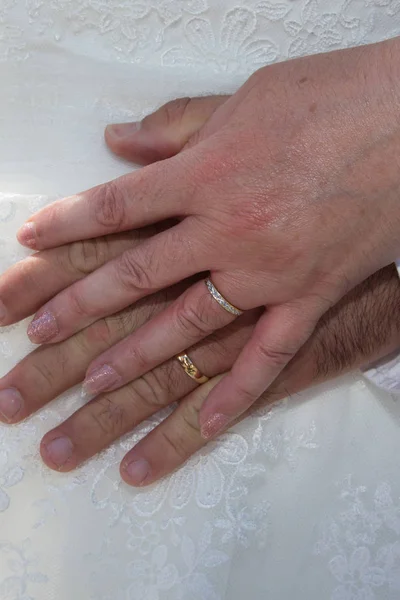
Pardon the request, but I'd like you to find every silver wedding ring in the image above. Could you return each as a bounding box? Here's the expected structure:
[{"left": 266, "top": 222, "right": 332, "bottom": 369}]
[{"left": 205, "top": 277, "right": 243, "bottom": 316}]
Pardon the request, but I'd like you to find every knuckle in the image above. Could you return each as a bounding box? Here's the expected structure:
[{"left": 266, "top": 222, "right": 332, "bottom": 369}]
[
  {"left": 141, "top": 369, "right": 169, "bottom": 407},
  {"left": 143, "top": 364, "right": 176, "bottom": 404},
  {"left": 255, "top": 340, "right": 295, "bottom": 368},
  {"left": 180, "top": 400, "right": 201, "bottom": 437},
  {"left": 127, "top": 360, "right": 182, "bottom": 415},
  {"left": 93, "top": 181, "right": 126, "bottom": 231},
  {"left": 104, "top": 310, "right": 135, "bottom": 339},
  {"left": 91, "top": 395, "right": 126, "bottom": 437},
  {"left": 68, "top": 285, "right": 91, "bottom": 319},
  {"left": 159, "top": 400, "right": 201, "bottom": 462},
  {"left": 175, "top": 295, "right": 215, "bottom": 342},
  {"left": 159, "top": 97, "right": 191, "bottom": 127},
  {"left": 35, "top": 203, "right": 60, "bottom": 243},
  {"left": 234, "top": 378, "right": 257, "bottom": 405},
  {"left": 106, "top": 299, "right": 158, "bottom": 338},
  {"left": 129, "top": 371, "right": 167, "bottom": 412},
  {"left": 66, "top": 238, "right": 107, "bottom": 276},
  {"left": 157, "top": 360, "right": 187, "bottom": 399},
  {"left": 116, "top": 250, "right": 153, "bottom": 294},
  {"left": 82, "top": 317, "right": 116, "bottom": 349},
  {"left": 159, "top": 428, "right": 190, "bottom": 462},
  {"left": 128, "top": 344, "right": 150, "bottom": 375},
  {"left": 30, "top": 359, "right": 57, "bottom": 391}
]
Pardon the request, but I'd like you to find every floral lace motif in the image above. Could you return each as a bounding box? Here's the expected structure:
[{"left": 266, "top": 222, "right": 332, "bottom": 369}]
[
  {"left": 316, "top": 477, "right": 400, "bottom": 600},
  {"left": 1, "top": 0, "right": 400, "bottom": 70},
  {"left": 0, "top": 540, "right": 48, "bottom": 600}
]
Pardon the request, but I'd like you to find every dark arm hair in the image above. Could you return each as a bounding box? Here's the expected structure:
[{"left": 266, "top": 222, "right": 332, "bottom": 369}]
[
  {"left": 256, "top": 263, "right": 400, "bottom": 408},
  {"left": 313, "top": 263, "right": 400, "bottom": 379}
]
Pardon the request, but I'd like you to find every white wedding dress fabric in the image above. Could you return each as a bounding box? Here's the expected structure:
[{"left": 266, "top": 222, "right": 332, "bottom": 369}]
[{"left": 1, "top": 2, "right": 400, "bottom": 599}]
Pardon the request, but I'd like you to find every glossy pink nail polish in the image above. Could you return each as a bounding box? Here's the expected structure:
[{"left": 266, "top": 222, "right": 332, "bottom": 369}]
[
  {"left": 83, "top": 364, "right": 122, "bottom": 395},
  {"left": 27, "top": 310, "right": 59, "bottom": 343},
  {"left": 201, "top": 413, "right": 231, "bottom": 439},
  {"left": 17, "top": 222, "right": 36, "bottom": 249}
]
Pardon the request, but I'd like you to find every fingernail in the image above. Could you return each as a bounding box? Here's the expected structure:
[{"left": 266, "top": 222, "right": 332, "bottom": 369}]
[
  {"left": 27, "top": 309, "right": 58, "bottom": 343},
  {"left": 0, "top": 388, "right": 23, "bottom": 422},
  {"left": 106, "top": 122, "right": 141, "bottom": 139},
  {"left": 0, "top": 299, "right": 7, "bottom": 324},
  {"left": 17, "top": 222, "right": 36, "bottom": 249},
  {"left": 83, "top": 364, "right": 122, "bottom": 395},
  {"left": 201, "top": 413, "right": 231, "bottom": 439},
  {"left": 123, "top": 458, "right": 150, "bottom": 486},
  {"left": 45, "top": 436, "right": 74, "bottom": 469}
]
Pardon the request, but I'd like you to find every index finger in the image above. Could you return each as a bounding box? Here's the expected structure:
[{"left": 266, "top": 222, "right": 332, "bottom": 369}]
[
  {"left": 17, "top": 157, "right": 192, "bottom": 250},
  {"left": 27, "top": 221, "right": 207, "bottom": 344},
  {"left": 0, "top": 231, "right": 148, "bottom": 326}
]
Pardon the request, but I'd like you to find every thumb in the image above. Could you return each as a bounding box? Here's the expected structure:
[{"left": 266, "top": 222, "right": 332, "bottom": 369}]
[{"left": 105, "top": 95, "right": 229, "bottom": 166}]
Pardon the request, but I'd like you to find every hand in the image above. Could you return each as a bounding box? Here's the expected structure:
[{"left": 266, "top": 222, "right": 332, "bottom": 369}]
[
  {"left": 13, "top": 39, "right": 400, "bottom": 438},
  {"left": 1, "top": 97, "right": 399, "bottom": 486},
  {"left": 1, "top": 247, "right": 398, "bottom": 485}
]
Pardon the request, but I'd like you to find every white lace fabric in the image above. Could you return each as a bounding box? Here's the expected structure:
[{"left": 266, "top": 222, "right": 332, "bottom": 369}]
[{"left": 1, "top": 2, "right": 400, "bottom": 599}]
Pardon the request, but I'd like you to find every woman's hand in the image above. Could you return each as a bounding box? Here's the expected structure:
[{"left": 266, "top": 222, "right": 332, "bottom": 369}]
[{"left": 13, "top": 39, "right": 400, "bottom": 437}]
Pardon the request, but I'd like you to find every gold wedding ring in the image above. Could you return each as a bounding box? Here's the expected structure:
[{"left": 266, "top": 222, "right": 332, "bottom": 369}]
[
  {"left": 205, "top": 277, "right": 243, "bottom": 316},
  {"left": 176, "top": 353, "right": 209, "bottom": 384}
]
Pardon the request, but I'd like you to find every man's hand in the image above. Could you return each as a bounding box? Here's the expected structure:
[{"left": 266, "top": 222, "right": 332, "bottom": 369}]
[{"left": 0, "top": 220, "right": 398, "bottom": 485}]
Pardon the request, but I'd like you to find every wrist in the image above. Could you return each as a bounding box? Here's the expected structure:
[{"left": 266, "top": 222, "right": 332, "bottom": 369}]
[{"left": 266, "top": 265, "right": 400, "bottom": 402}]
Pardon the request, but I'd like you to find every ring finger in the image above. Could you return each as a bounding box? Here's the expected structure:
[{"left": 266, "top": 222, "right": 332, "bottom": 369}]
[{"left": 82, "top": 277, "right": 242, "bottom": 396}]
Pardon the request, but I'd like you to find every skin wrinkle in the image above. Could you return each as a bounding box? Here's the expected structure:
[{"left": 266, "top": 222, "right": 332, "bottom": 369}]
[{"left": 92, "top": 395, "right": 126, "bottom": 438}]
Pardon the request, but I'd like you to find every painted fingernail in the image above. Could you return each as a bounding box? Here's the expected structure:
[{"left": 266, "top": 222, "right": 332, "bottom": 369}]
[
  {"left": 27, "top": 309, "right": 59, "bottom": 343},
  {"left": 106, "top": 122, "right": 141, "bottom": 139},
  {"left": 123, "top": 458, "right": 150, "bottom": 486},
  {"left": 0, "top": 388, "right": 23, "bottom": 422},
  {"left": 0, "top": 299, "right": 7, "bottom": 324},
  {"left": 201, "top": 413, "right": 231, "bottom": 439},
  {"left": 83, "top": 364, "right": 122, "bottom": 395},
  {"left": 45, "top": 436, "right": 74, "bottom": 469},
  {"left": 17, "top": 222, "right": 36, "bottom": 249}
]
